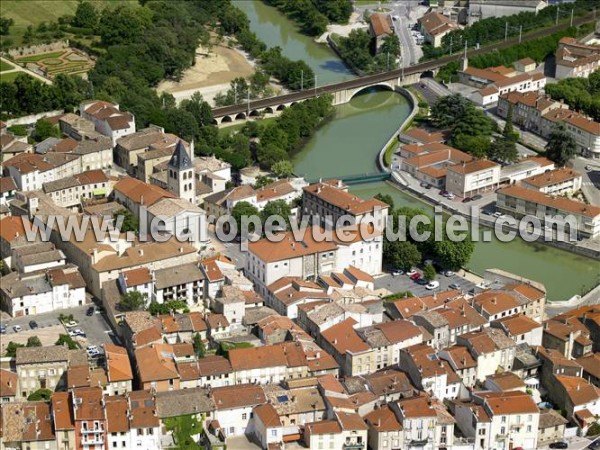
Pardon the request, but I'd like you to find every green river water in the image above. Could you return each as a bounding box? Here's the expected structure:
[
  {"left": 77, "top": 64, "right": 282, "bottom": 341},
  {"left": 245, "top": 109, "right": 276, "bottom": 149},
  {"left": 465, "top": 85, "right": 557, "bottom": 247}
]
[{"left": 236, "top": 1, "right": 600, "bottom": 300}]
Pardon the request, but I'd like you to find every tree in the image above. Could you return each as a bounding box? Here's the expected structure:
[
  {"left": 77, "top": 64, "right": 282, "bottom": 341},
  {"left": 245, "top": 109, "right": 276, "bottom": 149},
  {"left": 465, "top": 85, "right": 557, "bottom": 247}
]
[
  {"left": 55, "top": 334, "right": 79, "bottom": 350},
  {"left": 502, "top": 104, "right": 519, "bottom": 142},
  {"left": 0, "top": 17, "right": 14, "bottom": 35},
  {"left": 375, "top": 193, "right": 394, "bottom": 210},
  {"left": 73, "top": 1, "right": 98, "bottom": 29},
  {"left": 271, "top": 160, "right": 294, "bottom": 178},
  {"left": 384, "top": 240, "right": 422, "bottom": 271},
  {"left": 192, "top": 332, "right": 206, "bottom": 358},
  {"left": 489, "top": 133, "right": 519, "bottom": 164},
  {"left": 34, "top": 119, "right": 61, "bottom": 142},
  {"left": 545, "top": 122, "right": 577, "bottom": 167},
  {"left": 114, "top": 209, "right": 138, "bottom": 234},
  {"left": 27, "top": 388, "right": 53, "bottom": 401},
  {"left": 423, "top": 263, "right": 437, "bottom": 282},
  {"left": 231, "top": 201, "right": 260, "bottom": 235},
  {"left": 431, "top": 94, "right": 472, "bottom": 128},
  {"left": 5, "top": 341, "right": 24, "bottom": 357},
  {"left": 26, "top": 336, "right": 42, "bottom": 347},
  {"left": 119, "top": 291, "right": 147, "bottom": 312},
  {"left": 254, "top": 175, "right": 275, "bottom": 189},
  {"left": 261, "top": 199, "right": 292, "bottom": 232},
  {"left": 148, "top": 300, "right": 189, "bottom": 315},
  {"left": 257, "top": 144, "right": 288, "bottom": 169},
  {"left": 433, "top": 236, "right": 475, "bottom": 272}
]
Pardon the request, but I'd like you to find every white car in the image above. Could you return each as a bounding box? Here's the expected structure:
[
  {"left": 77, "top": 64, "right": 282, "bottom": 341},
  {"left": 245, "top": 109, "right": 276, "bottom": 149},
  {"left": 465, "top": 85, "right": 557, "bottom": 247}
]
[
  {"left": 444, "top": 270, "right": 455, "bottom": 277},
  {"left": 406, "top": 269, "right": 417, "bottom": 276},
  {"left": 446, "top": 193, "right": 455, "bottom": 200},
  {"left": 86, "top": 345, "right": 100, "bottom": 356},
  {"left": 13, "top": 325, "right": 22, "bottom": 332},
  {"left": 64, "top": 321, "right": 78, "bottom": 328},
  {"left": 492, "top": 212, "right": 502, "bottom": 218},
  {"left": 426, "top": 281, "right": 440, "bottom": 290}
]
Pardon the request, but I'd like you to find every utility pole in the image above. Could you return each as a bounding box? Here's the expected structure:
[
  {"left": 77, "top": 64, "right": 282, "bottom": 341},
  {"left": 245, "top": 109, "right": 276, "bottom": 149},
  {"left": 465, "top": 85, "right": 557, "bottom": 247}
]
[
  {"left": 505, "top": 21, "right": 508, "bottom": 41},
  {"left": 556, "top": 6, "right": 559, "bottom": 25},
  {"left": 234, "top": 84, "right": 237, "bottom": 105},
  {"left": 464, "top": 40, "right": 467, "bottom": 60},
  {"left": 519, "top": 25, "right": 522, "bottom": 44},
  {"left": 449, "top": 36, "right": 453, "bottom": 55},
  {"left": 301, "top": 70, "right": 303, "bottom": 91},
  {"left": 570, "top": 8, "right": 574, "bottom": 27},
  {"left": 247, "top": 89, "right": 250, "bottom": 116},
  {"left": 314, "top": 75, "right": 317, "bottom": 98}
]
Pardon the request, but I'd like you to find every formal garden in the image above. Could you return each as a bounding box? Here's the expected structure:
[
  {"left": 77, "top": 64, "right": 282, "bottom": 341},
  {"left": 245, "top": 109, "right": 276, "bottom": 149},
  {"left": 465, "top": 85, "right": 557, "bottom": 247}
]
[{"left": 13, "top": 47, "right": 93, "bottom": 78}]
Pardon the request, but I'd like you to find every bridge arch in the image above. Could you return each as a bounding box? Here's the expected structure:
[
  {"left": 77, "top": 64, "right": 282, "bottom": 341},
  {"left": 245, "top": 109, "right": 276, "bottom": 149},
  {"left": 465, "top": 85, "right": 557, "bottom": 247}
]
[
  {"left": 276, "top": 104, "right": 286, "bottom": 111},
  {"left": 220, "top": 115, "right": 233, "bottom": 124},
  {"left": 346, "top": 82, "right": 395, "bottom": 102},
  {"left": 420, "top": 70, "right": 434, "bottom": 79},
  {"left": 235, "top": 112, "right": 246, "bottom": 121},
  {"left": 249, "top": 109, "right": 261, "bottom": 118},
  {"left": 264, "top": 107, "right": 274, "bottom": 115}
]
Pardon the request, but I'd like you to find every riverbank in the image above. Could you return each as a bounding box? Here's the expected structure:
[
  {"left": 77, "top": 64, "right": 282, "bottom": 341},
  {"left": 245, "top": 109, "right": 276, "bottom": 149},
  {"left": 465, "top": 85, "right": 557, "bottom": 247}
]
[{"left": 156, "top": 37, "right": 256, "bottom": 104}]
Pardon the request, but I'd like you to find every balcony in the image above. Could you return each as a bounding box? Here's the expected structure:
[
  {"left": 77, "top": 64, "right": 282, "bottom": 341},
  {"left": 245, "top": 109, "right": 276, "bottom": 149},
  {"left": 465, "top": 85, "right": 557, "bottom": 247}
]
[
  {"left": 81, "top": 426, "right": 104, "bottom": 433},
  {"left": 82, "top": 435, "right": 104, "bottom": 445}
]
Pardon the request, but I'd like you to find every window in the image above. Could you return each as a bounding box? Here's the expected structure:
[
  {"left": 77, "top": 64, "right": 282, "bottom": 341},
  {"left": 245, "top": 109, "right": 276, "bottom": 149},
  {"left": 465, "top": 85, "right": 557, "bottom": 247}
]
[
  {"left": 271, "top": 430, "right": 277, "bottom": 437},
  {"left": 242, "top": 413, "right": 247, "bottom": 420}
]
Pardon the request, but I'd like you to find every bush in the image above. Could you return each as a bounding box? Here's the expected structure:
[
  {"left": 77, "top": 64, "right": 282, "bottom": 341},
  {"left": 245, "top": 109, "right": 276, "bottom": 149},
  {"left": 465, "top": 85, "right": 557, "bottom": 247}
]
[{"left": 27, "top": 388, "right": 53, "bottom": 401}]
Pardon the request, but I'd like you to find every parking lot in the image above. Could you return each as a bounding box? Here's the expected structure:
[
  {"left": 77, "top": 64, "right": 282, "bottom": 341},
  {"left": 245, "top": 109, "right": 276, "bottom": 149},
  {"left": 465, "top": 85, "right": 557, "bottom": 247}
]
[
  {"left": 375, "top": 269, "right": 478, "bottom": 298},
  {"left": 1, "top": 303, "right": 120, "bottom": 355}
]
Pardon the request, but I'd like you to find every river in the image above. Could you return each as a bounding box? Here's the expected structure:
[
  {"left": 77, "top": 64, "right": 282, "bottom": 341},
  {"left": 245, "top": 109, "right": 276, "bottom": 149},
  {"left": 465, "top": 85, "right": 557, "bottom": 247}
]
[{"left": 236, "top": 1, "right": 600, "bottom": 301}]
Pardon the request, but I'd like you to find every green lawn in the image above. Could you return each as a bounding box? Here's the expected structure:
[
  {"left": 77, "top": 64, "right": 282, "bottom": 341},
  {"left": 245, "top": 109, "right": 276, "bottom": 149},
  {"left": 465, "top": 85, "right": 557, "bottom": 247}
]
[
  {"left": 1, "top": 0, "right": 137, "bottom": 46},
  {"left": 0, "top": 70, "right": 31, "bottom": 83},
  {"left": 0, "top": 60, "right": 14, "bottom": 71},
  {"left": 17, "top": 50, "right": 66, "bottom": 63}
]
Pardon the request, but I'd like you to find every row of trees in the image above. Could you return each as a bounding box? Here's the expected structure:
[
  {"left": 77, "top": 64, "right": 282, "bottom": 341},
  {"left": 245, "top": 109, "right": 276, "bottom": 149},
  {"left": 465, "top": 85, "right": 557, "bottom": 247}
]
[
  {"left": 335, "top": 30, "right": 401, "bottom": 74},
  {"left": 436, "top": 25, "right": 592, "bottom": 83},
  {"left": 376, "top": 194, "right": 475, "bottom": 272},
  {"left": 264, "top": 0, "right": 352, "bottom": 36},
  {"left": 545, "top": 70, "right": 600, "bottom": 121},
  {"left": 422, "top": 0, "right": 597, "bottom": 61}
]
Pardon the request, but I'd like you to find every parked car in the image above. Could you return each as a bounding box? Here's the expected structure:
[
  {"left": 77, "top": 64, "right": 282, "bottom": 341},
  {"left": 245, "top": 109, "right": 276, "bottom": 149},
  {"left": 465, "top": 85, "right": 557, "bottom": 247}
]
[
  {"left": 64, "top": 321, "right": 78, "bottom": 327},
  {"left": 492, "top": 212, "right": 502, "bottom": 218},
  {"left": 585, "top": 165, "right": 592, "bottom": 170},
  {"left": 440, "top": 190, "right": 448, "bottom": 196},
  {"left": 68, "top": 329, "right": 86, "bottom": 338},
  {"left": 86, "top": 345, "right": 100, "bottom": 357},
  {"left": 416, "top": 278, "right": 428, "bottom": 285},
  {"left": 446, "top": 193, "right": 455, "bottom": 200},
  {"left": 549, "top": 442, "right": 568, "bottom": 449},
  {"left": 29, "top": 320, "right": 38, "bottom": 330},
  {"left": 471, "top": 194, "right": 483, "bottom": 201},
  {"left": 86, "top": 307, "right": 95, "bottom": 316},
  {"left": 0, "top": 324, "right": 6, "bottom": 334},
  {"left": 406, "top": 269, "right": 417, "bottom": 276},
  {"left": 420, "top": 181, "right": 429, "bottom": 188},
  {"left": 462, "top": 197, "right": 472, "bottom": 203},
  {"left": 426, "top": 281, "right": 440, "bottom": 290},
  {"left": 444, "top": 270, "right": 455, "bottom": 277},
  {"left": 449, "top": 282, "right": 461, "bottom": 290},
  {"left": 13, "top": 325, "right": 21, "bottom": 332},
  {"left": 392, "top": 269, "right": 404, "bottom": 276},
  {"left": 410, "top": 272, "right": 422, "bottom": 281}
]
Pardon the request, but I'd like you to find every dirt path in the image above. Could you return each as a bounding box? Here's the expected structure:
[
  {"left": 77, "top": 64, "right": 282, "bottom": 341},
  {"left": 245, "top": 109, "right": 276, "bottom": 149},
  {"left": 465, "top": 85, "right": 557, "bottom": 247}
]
[{"left": 0, "top": 56, "right": 53, "bottom": 84}]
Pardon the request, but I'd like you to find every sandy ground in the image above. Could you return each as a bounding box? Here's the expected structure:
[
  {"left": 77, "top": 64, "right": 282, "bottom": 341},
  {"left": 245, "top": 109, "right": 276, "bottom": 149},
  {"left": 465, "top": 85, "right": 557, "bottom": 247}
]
[
  {"left": 157, "top": 39, "right": 255, "bottom": 104},
  {"left": 316, "top": 12, "right": 368, "bottom": 42},
  {"left": 0, "top": 325, "right": 65, "bottom": 354}
]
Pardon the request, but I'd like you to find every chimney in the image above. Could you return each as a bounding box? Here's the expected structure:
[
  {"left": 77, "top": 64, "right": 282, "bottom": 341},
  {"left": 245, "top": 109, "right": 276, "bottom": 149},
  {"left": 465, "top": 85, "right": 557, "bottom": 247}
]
[{"left": 138, "top": 249, "right": 144, "bottom": 257}]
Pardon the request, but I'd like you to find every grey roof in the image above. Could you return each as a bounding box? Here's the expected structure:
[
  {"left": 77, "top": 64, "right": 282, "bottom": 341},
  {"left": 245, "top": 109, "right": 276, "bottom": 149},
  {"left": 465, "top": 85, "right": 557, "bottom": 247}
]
[
  {"left": 12, "top": 242, "right": 56, "bottom": 257},
  {"left": 1, "top": 272, "right": 52, "bottom": 299},
  {"left": 146, "top": 197, "right": 205, "bottom": 217},
  {"left": 35, "top": 137, "right": 61, "bottom": 154},
  {"left": 155, "top": 387, "right": 215, "bottom": 417},
  {"left": 20, "top": 249, "right": 65, "bottom": 266},
  {"left": 43, "top": 176, "right": 81, "bottom": 192},
  {"left": 414, "top": 310, "right": 449, "bottom": 329},
  {"left": 72, "top": 136, "right": 112, "bottom": 155},
  {"left": 16, "top": 345, "right": 70, "bottom": 365},
  {"left": 539, "top": 408, "right": 568, "bottom": 429},
  {"left": 168, "top": 140, "right": 192, "bottom": 170},
  {"left": 154, "top": 263, "right": 205, "bottom": 290},
  {"left": 242, "top": 306, "right": 279, "bottom": 326}
]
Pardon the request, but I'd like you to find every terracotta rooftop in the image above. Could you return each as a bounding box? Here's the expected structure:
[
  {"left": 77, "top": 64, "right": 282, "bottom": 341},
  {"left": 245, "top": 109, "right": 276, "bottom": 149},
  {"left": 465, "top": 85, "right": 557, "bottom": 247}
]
[
  {"left": 522, "top": 167, "right": 582, "bottom": 188},
  {"left": 477, "top": 390, "right": 540, "bottom": 415},
  {"left": 212, "top": 384, "right": 266, "bottom": 410},
  {"left": 556, "top": 375, "right": 600, "bottom": 406},
  {"left": 370, "top": 13, "right": 392, "bottom": 36},
  {"left": 321, "top": 318, "right": 371, "bottom": 355},
  {"left": 303, "top": 182, "right": 389, "bottom": 215},
  {"left": 254, "top": 403, "right": 282, "bottom": 428},
  {"left": 499, "top": 185, "right": 600, "bottom": 218},
  {"left": 0, "top": 369, "right": 17, "bottom": 398},
  {"left": 448, "top": 159, "right": 499, "bottom": 175},
  {"left": 105, "top": 344, "right": 133, "bottom": 382}
]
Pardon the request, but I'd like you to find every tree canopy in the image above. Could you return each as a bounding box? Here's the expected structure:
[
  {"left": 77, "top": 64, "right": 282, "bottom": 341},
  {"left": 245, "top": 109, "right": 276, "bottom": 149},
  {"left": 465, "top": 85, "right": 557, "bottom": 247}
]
[
  {"left": 119, "top": 291, "right": 147, "bottom": 312},
  {"left": 545, "top": 122, "right": 577, "bottom": 167},
  {"left": 545, "top": 70, "right": 600, "bottom": 121}
]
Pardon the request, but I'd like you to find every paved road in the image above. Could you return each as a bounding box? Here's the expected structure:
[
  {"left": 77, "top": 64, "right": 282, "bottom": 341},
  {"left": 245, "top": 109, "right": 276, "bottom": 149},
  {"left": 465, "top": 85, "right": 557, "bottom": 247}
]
[{"left": 570, "top": 157, "right": 600, "bottom": 206}]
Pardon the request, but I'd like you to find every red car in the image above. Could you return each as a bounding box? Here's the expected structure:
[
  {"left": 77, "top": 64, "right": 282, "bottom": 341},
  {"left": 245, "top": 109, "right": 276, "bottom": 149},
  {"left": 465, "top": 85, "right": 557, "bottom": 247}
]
[{"left": 410, "top": 272, "right": 422, "bottom": 281}]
